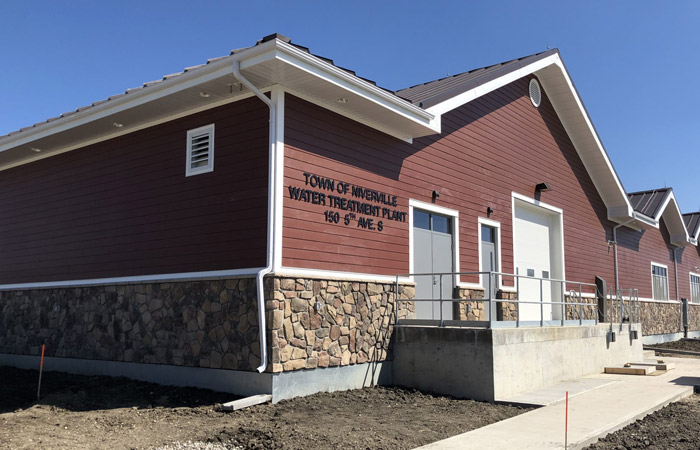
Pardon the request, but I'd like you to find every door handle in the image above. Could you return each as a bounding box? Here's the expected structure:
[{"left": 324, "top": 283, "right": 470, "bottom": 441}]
[{"left": 433, "top": 275, "right": 438, "bottom": 285}]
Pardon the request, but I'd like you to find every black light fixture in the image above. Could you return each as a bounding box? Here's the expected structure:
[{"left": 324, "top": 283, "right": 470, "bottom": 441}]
[
  {"left": 487, "top": 206, "right": 494, "bottom": 216},
  {"left": 432, "top": 190, "right": 440, "bottom": 200},
  {"left": 535, "top": 182, "right": 552, "bottom": 192}
]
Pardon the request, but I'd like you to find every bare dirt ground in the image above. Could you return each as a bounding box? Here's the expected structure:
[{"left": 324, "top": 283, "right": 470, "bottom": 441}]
[
  {"left": 584, "top": 394, "right": 700, "bottom": 450},
  {"left": 0, "top": 366, "right": 529, "bottom": 450},
  {"left": 585, "top": 338, "right": 700, "bottom": 449}
]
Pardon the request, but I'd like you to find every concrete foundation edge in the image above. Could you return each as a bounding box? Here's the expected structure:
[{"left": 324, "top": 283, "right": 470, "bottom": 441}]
[
  {"left": 642, "top": 330, "right": 700, "bottom": 345},
  {"left": 0, "top": 353, "right": 272, "bottom": 397},
  {"left": 271, "top": 361, "right": 392, "bottom": 403}
]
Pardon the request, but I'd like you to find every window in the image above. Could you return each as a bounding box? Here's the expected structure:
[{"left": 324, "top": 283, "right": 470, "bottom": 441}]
[
  {"left": 691, "top": 273, "right": 700, "bottom": 303},
  {"left": 414, "top": 210, "right": 451, "bottom": 234},
  {"left": 651, "top": 263, "right": 669, "bottom": 301},
  {"left": 186, "top": 124, "right": 214, "bottom": 176}
]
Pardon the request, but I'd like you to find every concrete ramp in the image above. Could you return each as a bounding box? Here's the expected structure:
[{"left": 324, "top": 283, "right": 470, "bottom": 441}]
[{"left": 418, "top": 356, "right": 698, "bottom": 450}]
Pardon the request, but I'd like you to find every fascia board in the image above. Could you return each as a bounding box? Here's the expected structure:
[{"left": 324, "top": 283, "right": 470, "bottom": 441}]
[
  {"left": 660, "top": 192, "right": 691, "bottom": 244},
  {"left": 272, "top": 40, "right": 437, "bottom": 132},
  {"left": 0, "top": 39, "right": 280, "bottom": 153},
  {"left": 427, "top": 53, "right": 635, "bottom": 227},
  {"left": 632, "top": 211, "right": 659, "bottom": 228},
  {"left": 425, "top": 54, "right": 559, "bottom": 116}
]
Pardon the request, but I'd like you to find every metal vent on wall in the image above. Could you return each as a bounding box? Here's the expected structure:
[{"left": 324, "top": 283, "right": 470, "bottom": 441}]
[
  {"left": 529, "top": 79, "right": 542, "bottom": 107},
  {"left": 186, "top": 124, "right": 215, "bottom": 176}
]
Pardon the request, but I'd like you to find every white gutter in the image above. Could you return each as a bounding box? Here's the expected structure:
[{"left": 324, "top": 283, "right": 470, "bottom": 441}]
[{"left": 232, "top": 60, "right": 276, "bottom": 374}]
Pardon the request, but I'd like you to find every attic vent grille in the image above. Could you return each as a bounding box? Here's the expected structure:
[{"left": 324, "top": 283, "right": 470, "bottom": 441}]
[
  {"left": 529, "top": 79, "right": 542, "bottom": 108},
  {"left": 186, "top": 124, "right": 214, "bottom": 176}
]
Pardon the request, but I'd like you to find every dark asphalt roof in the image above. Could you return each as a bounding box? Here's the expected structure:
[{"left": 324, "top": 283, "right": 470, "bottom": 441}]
[
  {"left": 394, "top": 49, "right": 559, "bottom": 109},
  {"left": 683, "top": 212, "right": 700, "bottom": 238},
  {"left": 627, "top": 188, "right": 672, "bottom": 218}
]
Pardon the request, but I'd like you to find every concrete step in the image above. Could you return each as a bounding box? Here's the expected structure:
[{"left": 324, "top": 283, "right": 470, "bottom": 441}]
[
  {"left": 221, "top": 394, "right": 272, "bottom": 411},
  {"left": 643, "top": 350, "right": 656, "bottom": 359},
  {"left": 636, "top": 360, "right": 675, "bottom": 371},
  {"left": 604, "top": 364, "right": 656, "bottom": 375}
]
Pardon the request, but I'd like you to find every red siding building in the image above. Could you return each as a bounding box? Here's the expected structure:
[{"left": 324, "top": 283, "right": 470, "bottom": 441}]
[{"left": 0, "top": 34, "right": 697, "bottom": 401}]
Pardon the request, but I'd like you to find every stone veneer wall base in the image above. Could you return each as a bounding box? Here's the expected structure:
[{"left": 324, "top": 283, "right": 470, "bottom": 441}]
[
  {"left": 270, "top": 361, "right": 392, "bottom": 403},
  {"left": 0, "top": 353, "right": 271, "bottom": 397}
]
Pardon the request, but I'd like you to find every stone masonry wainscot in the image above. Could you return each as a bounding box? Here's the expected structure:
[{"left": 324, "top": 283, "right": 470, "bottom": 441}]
[
  {"left": 265, "top": 277, "right": 414, "bottom": 373},
  {"left": 0, "top": 278, "right": 261, "bottom": 371}
]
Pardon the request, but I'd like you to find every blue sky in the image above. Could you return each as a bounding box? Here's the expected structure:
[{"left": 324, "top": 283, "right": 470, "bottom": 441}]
[{"left": 2, "top": 1, "right": 698, "bottom": 212}]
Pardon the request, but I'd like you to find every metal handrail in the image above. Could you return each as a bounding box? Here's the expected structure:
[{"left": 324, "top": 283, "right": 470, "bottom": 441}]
[{"left": 394, "top": 270, "right": 600, "bottom": 329}]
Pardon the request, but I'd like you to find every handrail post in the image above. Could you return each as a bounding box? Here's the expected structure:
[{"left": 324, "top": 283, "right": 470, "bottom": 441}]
[
  {"left": 395, "top": 275, "right": 399, "bottom": 326},
  {"left": 515, "top": 273, "right": 520, "bottom": 328},
  {"left": 561, "top": 281, "right": 565, "bottom": 326},
  {"left": 578, "top": 283, "right": 583, "bottom": 326},
  {"left": 540, "top": 278, "right": 544, "bottom": 327},
  {"left": 439, "top": 274, "right": 444, "bottom": 327},
  {"left": 488, "top": 272, "right": 493, "bottom": 329}
]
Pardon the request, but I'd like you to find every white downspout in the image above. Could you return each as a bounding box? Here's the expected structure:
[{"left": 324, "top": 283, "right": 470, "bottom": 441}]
[{"left": 232, "top": 60, "right": 276, "bottom": 374}]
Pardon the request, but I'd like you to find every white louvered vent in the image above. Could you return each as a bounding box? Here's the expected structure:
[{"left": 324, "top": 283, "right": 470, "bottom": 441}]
[
  {"left": 186, "top": 124, "right": 214, "bottom": 176},
  {"left": 529, "top": 79, "right": 542, "bottom": 108}
]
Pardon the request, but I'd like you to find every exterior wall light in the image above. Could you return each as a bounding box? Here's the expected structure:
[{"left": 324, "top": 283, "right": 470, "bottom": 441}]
[
  {"left": 535, "top": 182, "right": 552, "bottom": 192},
  {"left": 487, "top": 206, "right": 494, "bottom": 216},
  {"left": 432, "top": 190, "right": 440, "bottom": 200}
]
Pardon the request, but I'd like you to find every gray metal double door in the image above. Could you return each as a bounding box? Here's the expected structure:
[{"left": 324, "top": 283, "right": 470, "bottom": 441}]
[{"left": 413, "top": 210, "right": 454, "bottom": 321}]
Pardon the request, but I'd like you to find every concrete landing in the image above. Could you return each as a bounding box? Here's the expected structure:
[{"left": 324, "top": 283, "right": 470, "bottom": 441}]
[{"left": 418, "top": 356, "right": 699, "bottom": 450}]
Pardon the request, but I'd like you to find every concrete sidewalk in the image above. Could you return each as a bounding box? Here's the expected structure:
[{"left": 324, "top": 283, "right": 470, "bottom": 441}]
[{"left": 418, "top": 356, "right": 700, "bottom": 450}]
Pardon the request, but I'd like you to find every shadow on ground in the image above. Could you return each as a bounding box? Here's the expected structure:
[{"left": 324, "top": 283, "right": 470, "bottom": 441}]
[{"left": 0, "top": 366, "right": 230, "bottom": 413}]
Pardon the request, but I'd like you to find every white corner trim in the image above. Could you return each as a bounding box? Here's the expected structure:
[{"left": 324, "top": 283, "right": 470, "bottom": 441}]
[
  {"left": 0, "top": 268, "right": 266, "bottom": 291},
  {"left": 272, "top": 87, "right": 285, "bottom": 271}
]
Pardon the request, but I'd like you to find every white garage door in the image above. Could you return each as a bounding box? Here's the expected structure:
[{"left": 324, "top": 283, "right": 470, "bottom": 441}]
[{"left": 514, "top": 203, "right": 558, "bottom": 322}]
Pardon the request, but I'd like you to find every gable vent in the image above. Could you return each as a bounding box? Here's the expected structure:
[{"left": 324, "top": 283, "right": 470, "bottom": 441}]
[
  {"left": 186, "top": 124, "right": 214, "bottom": 176},
  {"left": 529, "top": 79, "right": 542, "bottom": 108}
]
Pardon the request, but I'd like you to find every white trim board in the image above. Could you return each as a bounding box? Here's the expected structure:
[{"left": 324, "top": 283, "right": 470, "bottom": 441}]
[
  {"left": 426, "top": 53, "right": 635, "bottom": 227},
  {"left": 275, "top": 267, "right": 412, "bottom": 284},
  {"left": 511, "top": 192, "right": 567, "bottom": 294},
  {"left": 408, "top": 199, "right": 461, "bottom": 285},
  {"left": 272, "top": 87, "right": 285, "bottom": 272},
  {"left": 0, "top": 91, "right": 262, "bottom": 173},
  {"left": 477, "top": 216, "right": 502, "bottom": 290},
  {"left": 0, "top": 268, "right": 266, "bottom": 291}
]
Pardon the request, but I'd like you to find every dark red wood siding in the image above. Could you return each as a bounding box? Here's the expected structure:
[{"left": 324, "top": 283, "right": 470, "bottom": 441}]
[
  {"left": 0, "top": 97, "right": 268, "bottom": 284},
  {"left": 617, "top": 218, "right": 700, "bottom": 301},
  {"left": 282, "top": 77, "right": 617, "bottom": 288},
  {"left": 617, "top": 220, "right": 676, "bottom": 299}
]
